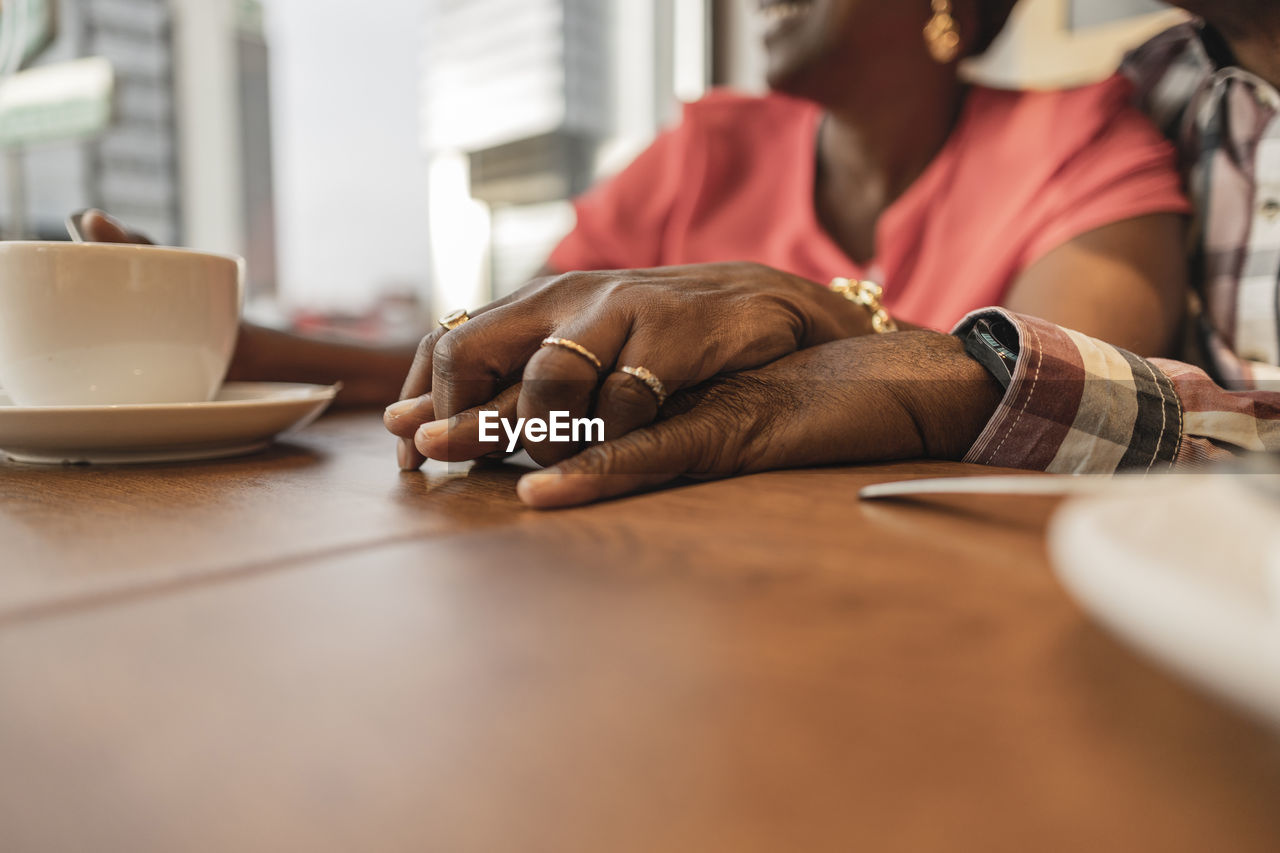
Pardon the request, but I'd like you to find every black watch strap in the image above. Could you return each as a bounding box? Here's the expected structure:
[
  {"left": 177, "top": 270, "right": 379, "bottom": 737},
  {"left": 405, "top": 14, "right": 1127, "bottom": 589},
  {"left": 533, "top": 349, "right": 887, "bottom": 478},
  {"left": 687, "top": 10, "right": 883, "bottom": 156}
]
[{"left": 961, "top": 317, "right": 1020, "bottom": 390}]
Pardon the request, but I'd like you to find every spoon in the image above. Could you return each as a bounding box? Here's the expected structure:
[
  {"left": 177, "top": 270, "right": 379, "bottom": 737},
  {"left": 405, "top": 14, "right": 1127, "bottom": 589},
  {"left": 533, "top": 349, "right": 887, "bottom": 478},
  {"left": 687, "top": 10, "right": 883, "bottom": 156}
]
[
  {"left": 859, "top": 475, "right": 1121, "bottom": 500},
  {"left": 65, "top": 208, "right": 88, "bottom": 242},
  {"left": 859, "top": 466, "right": 1280, "bottom": 503}
]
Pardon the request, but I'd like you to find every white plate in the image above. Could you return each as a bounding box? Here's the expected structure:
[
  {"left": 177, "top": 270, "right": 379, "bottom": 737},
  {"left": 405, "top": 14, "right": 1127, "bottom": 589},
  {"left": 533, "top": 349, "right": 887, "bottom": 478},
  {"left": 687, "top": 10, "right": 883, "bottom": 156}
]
[
  {"left": 1049, "top": 475, "right": 1280, "bottom": 728},
  {"left": 0, "top": 381, "right": 337, "bottom": 464}
]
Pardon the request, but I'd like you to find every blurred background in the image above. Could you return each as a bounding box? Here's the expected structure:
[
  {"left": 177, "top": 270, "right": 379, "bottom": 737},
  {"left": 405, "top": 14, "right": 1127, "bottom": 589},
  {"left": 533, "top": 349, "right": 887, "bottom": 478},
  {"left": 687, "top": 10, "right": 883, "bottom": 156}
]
[{"left": 0, "top": 0, "right": 1179, "bottom": 343}]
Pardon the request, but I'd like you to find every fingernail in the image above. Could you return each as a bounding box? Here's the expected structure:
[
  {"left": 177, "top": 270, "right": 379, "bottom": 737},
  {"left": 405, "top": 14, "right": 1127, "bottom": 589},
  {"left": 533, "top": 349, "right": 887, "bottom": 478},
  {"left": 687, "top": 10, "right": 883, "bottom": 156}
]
[
  {"left": 396, "top": 439, "right": 420, "bottom": 471},
  {"left": 416, "top": 419, "right": 449, "bottom": 443},
  {"left": 385, "top": 398, "right": 416, "bottom": 418},
  {"left": 517, "top": 470, "right": 562, "bottom": 503},
  {"left": 385, "top": 394, "right": 429, "bottom": 418}
]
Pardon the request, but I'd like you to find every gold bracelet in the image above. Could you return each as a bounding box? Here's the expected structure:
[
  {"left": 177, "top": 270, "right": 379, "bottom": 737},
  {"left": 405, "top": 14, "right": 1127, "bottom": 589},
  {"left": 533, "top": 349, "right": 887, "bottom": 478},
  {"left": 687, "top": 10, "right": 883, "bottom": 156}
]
[{"left": 830, "top": 277, "right": 898, "bottom": 334}]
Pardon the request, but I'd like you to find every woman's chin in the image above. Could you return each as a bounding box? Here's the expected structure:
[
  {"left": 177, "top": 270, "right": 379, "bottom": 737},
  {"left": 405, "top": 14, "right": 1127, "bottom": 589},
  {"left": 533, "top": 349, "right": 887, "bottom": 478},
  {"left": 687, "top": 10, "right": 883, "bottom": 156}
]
[
  {"left": 760, "top": 30, "right": 838, "bottom": 100},
  {"left": 760, "top": 40, "right": 802, "bottom": 87},
  {"left": 763, "top": 57, "right": 819, "bottom": 100}
]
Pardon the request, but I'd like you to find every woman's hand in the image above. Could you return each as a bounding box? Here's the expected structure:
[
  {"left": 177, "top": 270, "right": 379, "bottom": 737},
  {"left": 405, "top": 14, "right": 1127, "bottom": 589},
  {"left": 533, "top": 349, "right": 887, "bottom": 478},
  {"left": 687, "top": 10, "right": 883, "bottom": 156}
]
[
  {"left": 388, "top": 262, "right": 874, "bottom": 468},
  {"left": 428, "top": 331, "right": 1003, "bottom": 508}
]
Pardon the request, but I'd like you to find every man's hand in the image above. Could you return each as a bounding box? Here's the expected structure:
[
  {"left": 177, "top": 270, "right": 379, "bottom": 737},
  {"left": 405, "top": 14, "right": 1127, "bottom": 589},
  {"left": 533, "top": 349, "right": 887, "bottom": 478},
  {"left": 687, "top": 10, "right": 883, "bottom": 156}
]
[
  {"left": 388, "top": 262, "right": 876, "bottom": 469},
  {"left": 484, "top": 331, "right": 1003, "bottom": 508}
]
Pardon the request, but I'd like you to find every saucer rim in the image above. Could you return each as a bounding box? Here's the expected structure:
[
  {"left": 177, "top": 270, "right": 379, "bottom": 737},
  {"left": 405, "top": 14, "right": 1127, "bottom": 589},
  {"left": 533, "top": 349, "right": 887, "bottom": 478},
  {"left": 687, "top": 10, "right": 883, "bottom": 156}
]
[
  {"left": 0, "top": 381, "right": 338, "bottom": 413},
  {"left": 2, "top": 439, "right": 274, "bottom": 466}
]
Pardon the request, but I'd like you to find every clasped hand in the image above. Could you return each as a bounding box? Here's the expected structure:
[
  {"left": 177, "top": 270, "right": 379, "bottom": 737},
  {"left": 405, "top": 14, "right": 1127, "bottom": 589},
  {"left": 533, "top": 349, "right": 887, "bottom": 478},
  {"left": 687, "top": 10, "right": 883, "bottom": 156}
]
[{"left": 384, "top": 263, "right": 1001, "bottom": 507}]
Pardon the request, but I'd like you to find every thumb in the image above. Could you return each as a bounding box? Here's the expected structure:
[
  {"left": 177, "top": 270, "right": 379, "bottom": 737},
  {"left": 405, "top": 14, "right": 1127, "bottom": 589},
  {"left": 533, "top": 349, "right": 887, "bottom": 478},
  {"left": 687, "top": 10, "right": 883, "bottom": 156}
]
[
  {"left": 81, "top": 209, "right": 153, "bottom": 245},
  {"left": 515, "top": 417, "right": 708, "bottom": 508}
]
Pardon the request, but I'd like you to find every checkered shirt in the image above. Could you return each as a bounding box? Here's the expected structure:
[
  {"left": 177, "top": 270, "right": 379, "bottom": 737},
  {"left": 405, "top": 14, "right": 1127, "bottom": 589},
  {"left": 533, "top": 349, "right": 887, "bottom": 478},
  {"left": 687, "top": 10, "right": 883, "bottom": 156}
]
[{"left": 954, "top": 21, "right": 1280, "bottom": 472}]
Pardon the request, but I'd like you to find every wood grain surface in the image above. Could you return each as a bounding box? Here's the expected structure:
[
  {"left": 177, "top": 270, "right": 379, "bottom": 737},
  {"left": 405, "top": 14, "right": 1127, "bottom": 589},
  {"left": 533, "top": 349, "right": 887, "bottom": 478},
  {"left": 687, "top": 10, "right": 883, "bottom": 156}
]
[{"left": 2, "top": 413, "right": 1278, "bottom": 852}]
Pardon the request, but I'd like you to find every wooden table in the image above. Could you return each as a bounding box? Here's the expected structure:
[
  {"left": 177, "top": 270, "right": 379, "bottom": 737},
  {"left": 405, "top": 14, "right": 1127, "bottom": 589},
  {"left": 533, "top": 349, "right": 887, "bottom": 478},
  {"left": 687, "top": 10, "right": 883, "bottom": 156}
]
[{"left": 2, "top": 413, "right": 1278, "bottom": 853}]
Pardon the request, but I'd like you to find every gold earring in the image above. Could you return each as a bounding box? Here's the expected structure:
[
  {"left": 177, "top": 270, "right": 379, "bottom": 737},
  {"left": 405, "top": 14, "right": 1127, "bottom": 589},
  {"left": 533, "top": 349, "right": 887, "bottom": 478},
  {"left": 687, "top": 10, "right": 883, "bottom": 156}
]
[{"left": 924, "top": 0, "right": 962, "bottom": 64}]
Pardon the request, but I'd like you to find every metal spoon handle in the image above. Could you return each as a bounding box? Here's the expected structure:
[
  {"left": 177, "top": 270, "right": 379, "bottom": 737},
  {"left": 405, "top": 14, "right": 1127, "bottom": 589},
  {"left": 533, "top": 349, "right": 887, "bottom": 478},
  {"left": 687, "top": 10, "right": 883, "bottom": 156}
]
[{"left": 65, "top": 209, "right": 89, "bottom": 242}]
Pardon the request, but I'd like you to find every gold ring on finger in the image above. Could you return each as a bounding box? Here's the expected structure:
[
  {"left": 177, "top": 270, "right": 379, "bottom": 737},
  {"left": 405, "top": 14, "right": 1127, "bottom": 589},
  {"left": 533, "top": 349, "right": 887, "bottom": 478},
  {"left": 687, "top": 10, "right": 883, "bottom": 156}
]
[
  {"left": 540, "top": 336, "right": 603, "bottom": 372},
  {"left": 619, "top": 365, "right": 668, "bottom": 407},
  {"left": 439, "top": 308, "right": 470, "bottom": 330}
]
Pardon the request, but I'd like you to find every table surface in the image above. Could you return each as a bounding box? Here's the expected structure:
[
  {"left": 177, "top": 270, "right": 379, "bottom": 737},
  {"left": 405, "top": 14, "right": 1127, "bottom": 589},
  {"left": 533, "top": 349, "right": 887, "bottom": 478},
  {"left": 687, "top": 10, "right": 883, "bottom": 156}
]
[{"left": 2, "top": 413, "right": 1278, "bottom": 853}]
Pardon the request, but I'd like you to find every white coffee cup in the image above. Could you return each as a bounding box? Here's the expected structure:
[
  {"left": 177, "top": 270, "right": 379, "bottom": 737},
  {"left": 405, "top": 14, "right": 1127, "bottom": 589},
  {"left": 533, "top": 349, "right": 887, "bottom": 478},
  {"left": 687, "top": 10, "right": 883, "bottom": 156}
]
[{"left": 0, "top": 241, "right": 243, "bottom": 407}]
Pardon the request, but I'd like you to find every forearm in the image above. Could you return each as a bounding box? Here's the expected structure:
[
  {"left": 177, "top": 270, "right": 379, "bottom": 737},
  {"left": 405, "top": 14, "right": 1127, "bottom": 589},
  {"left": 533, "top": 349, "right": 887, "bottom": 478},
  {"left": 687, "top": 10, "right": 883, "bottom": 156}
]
[
  {"left": 890, "top": 332, "right": 1005, "bottom": 460},
  {"left": 698, "top": 331, "right": 1003, "bottom": 472},
  {"left": 228, "top": 323, "right": 415, "bottom": 410},
  {"left": 797, "top": 331, "right": 1002, "bottom": 464}
]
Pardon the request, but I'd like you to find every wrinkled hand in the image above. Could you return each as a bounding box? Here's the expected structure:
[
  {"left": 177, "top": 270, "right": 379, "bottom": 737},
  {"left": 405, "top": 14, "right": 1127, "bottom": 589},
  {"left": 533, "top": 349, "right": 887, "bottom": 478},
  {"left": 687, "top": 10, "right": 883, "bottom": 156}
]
[
  {"left": 386, "top": 262, "right": 872, "bottom": 469},
  {"left": 465, "top": 331, "right": 1002, "bottom": 508}
]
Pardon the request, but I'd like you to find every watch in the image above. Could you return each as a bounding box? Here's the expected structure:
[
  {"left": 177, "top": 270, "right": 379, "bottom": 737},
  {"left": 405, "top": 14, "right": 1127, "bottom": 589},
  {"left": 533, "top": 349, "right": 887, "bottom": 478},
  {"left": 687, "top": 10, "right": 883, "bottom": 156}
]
[{"left": 961, "top": 317, "right": 1020, "bottom": 390}]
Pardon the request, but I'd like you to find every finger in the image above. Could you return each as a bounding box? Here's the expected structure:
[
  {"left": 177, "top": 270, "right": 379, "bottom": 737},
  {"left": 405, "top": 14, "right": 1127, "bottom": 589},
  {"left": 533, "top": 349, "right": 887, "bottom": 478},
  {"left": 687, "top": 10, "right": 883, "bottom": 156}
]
[
  {"left": 384, "top": 391, "right": 435, "bottom": 471},
  {"left": 80, "top": 209, "right": 154, "bottom": 244},
  {"left": 415, "top": 383, "right": 522, "bottom": 462},
  {"left": 396, "top": 437, "right": 424, "bottom": 472},
  {"left": 395, "top": 288, "right": 535, "bottom": 473},
  {"left": 400, "top": 328, "right": 447, "bottom": 401},
  {"left": 594, "top": 371, "right": 660, "bottom": 441},
  {"left": 429, "top": 303, "right": 548, "bottom": 423},
  {"left": 384, "top": 392, "right": 434, "bottom": 439},
  {"left": 398, "top": 288, "right": 529, "bottom": 403},
  {"left": 593, "top": 326, "right": 693, "bottom": 439},
  {"left": 517, "top": 314, "right": 631, "bottom": 466},
  {"left": 515, "top": 416, "right": 709, "bottom": 508}
]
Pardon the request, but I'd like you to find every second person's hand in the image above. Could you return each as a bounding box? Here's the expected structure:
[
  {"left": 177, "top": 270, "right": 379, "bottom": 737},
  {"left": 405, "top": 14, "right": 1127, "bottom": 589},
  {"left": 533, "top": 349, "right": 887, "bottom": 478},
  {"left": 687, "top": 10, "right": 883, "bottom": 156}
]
[{"left": 510, "top": 330, "right": 1004, "bottom": 508}]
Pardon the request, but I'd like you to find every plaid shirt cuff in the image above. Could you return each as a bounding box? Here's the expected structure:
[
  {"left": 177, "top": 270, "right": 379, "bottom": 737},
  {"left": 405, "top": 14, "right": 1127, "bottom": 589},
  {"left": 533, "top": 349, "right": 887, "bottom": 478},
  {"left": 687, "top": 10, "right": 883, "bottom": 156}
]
[{"left": 951, "top": 309, "right": 1183, "bottom": 474}]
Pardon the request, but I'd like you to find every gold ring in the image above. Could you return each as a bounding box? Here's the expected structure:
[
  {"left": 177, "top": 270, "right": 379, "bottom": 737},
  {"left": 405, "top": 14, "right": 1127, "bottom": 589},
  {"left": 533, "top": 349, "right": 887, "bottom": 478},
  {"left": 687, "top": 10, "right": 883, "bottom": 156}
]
[
  {"left": 439, "top": 309, "right": 470, "bottom": 330},
  {"left": 620, "top": 365, "right": 668, "bottom": 407},
  {"left": 540, "top": 336, "right": 603, "bottom": 371}
]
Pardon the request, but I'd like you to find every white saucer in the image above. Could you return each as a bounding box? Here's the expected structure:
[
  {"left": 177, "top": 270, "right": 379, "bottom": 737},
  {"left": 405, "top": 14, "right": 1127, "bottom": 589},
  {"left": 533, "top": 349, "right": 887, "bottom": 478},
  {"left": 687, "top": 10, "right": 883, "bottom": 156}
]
[
  {"left": 0, "top": 382, "right": 337, "bottom": 464},
  {"left": 1049, "top": 474, "right": 1280, "bottom": 727}
]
